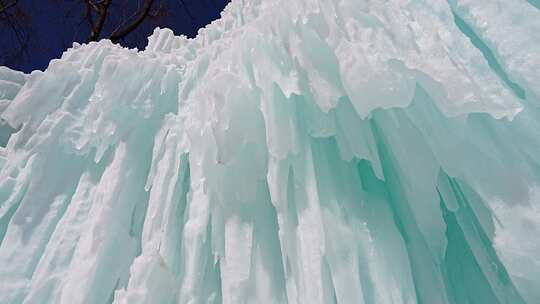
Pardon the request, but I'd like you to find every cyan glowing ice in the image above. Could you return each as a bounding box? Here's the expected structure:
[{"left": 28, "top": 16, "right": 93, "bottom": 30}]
[{"left": 1, "top": 0, "right": 540, "bottom": 303}]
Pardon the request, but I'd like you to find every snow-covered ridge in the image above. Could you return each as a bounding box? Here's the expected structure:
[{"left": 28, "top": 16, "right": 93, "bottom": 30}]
[{"left": 0, "top": 0, "right": 540, "bottom": 303}]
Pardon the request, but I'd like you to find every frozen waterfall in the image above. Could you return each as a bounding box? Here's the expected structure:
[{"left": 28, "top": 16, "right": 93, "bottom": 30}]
[{"left": 1, "top": 0, "right": 540, "bottom": 303}]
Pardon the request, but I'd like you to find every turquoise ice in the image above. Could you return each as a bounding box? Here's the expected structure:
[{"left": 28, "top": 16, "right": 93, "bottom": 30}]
[{"left": 0, "top": 0, "right": 540, "bottom": 303}]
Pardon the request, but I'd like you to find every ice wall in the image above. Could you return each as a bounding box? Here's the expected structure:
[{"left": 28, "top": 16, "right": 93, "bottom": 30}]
[{"left": 1, "top": 0, "right": 540, "bottom": 303}]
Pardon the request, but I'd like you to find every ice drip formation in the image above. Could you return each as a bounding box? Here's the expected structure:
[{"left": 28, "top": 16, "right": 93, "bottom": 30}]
[{"left": 0, "top": 0, "right": 540, "bottom": 303}]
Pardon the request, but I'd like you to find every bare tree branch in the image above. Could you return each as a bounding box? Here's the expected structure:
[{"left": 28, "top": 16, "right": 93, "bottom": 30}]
[
  {"left": 179, "top": 0, "right": 195, "bottom": 24},
  {"left": 88, "top": 0, "right": 111, "bottom": 42},
  {"left": 0, "top": 0, "right": 18, "bottom": 14},
  {"left": 85, "top": 1, "right": 95, "bottom": 28},
  {"left": 109, "top": 0, "right": 154, "bottom": 42},
  {"left": 0, "top": 0, "right": 32, "bottom": 66}
]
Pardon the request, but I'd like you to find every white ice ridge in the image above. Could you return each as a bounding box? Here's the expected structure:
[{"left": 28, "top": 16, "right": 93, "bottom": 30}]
[{"left": 1, "top": 0, "right": 540, "bottom": 303}]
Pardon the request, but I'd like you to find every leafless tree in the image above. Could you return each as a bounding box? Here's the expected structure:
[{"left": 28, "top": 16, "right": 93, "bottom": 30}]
[
  {"left": 0, "top": 0, "right": 31, "bottom": 65},
  {"left": 83, "top": 0, "right": 176, "bottom": 42},
  {"left": 1, "top": 0, "right": 208, "bottom": 69}
]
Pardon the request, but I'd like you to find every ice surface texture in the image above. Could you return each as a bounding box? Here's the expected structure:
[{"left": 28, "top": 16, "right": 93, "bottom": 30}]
[{"left": 0, "top": 0, "right": 540, "bottom": 303}]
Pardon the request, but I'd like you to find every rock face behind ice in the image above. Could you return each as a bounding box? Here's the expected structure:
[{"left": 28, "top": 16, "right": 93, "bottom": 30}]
[{"left": 1, "top": 0, "right": 540, "bottom": 303}]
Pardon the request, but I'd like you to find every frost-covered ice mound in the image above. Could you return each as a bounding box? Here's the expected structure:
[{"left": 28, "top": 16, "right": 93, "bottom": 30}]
[{"left": 1, "top": 0, "right": 540, "bottom": 303}]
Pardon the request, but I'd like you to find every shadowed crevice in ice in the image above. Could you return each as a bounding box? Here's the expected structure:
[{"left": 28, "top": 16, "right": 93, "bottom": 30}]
[
  {"left": 0, "top": 121, "right": 17, "bottom": 147},
  {"left": 448, "top": 0, "right": 540, "bottom": 103},
  {"left": 527, "top": 0, "right": 540, "bottom": 10},
  {"left": 451, "top": 11, "right": 526, "bottom": 100},
  {"left": 0, "top": 188, "right": 24, "bottom": 246},
  {"left": 369, "top": 117, "right": 450, "bottom": 304},
  {"left": 438, "top": 174, "right": 526, "bottom": 304}
]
